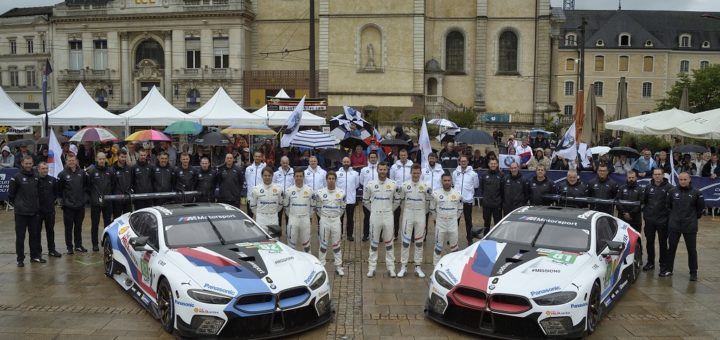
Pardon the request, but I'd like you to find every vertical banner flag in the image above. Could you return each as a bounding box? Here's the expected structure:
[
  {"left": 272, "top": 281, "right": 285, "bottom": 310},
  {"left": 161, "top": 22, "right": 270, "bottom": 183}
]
[
  {"left": 554, "top": 121, "right": 578, "bottom": 162},
  {"left": 42, "top": 59, "right": 53, "bottom": 135},
  {"left": 669, "top": 147, "right": 678, "bottom": 185},
  {"left": 48, "top": 129, "right": 64, "bottom": 178},
  {"left": 280, "top": 96, "right": 305, "bottom": 148},
  {"left": 418, "top": 118, "right": 432, "bottom": 168}
]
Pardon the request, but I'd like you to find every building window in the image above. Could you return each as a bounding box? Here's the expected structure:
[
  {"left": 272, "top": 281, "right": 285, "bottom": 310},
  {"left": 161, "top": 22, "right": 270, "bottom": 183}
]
[
  {"left": 94, "top": 39, "right": 108, "bottom": 70},
  {"left": 596, "top": 40, "right": 604, "bottom": 47},
  {"left": 594, "top": 56, "right": 605, "bottom": 72},
  {"left": 498, "top": 30, "right": 518, "bottom": 74},
  {"left": 9, "top": 39, "right": 17, "bottom": 54},
  {"left": 680, "top": 60, "right": 690, "bottom": 73},
  {"left": 643, "top": 56, "right": 653, "bottom": 72},
  {"left": 565, "top": 58, "right": 575, "bottom": 72},
  {"left": 69, "top": 40, "right": 83, "bottom": 70},
  {"left": 642, "top": 82, "right": 652, "bottom": 98},
  {"left": 564, "top": 81, "right": 574, "bottom": 96},
  {"left": 701, "top": 61, "right": 710, "bottom": 70},
  {"left": 702, "top": 41, "right": 710, "bottom": 48},
  {"left": 9, "top": 69, "right": 19, "bottom": 87},
  {"left": 445, "top": 31, "right": 465, "bottom": 73},
  {"left": 679, "top": 34, "right": 691, "bottom": 48},
  {"left": 26, "top": 39, "right": 33, "bottom": 54},
  {"left": 185, "top": 37, "right": 201, "bottom": 69},
  {"left": 41, "top": 39, "right": 46, "bottom": 53},
  {"left": 565, "top": 33, "right": 577, "bottom": 47},
  {"left": 618, "top": 56, "right": 629, "bottom": 72},
  {"left": 641, "top": 111, "right": 650, "bottom": 115},
  {"left": 645, "top": 40, "right": 653, "bottom": 47},
  {"left": 213, "top": 37, "right": 229, "bottom": 69},
  {"left": 95, "top": 88, "right": 108, "bottom": 108},
  {"left": 26, "top": 69, "right": 36, "bottom": 87},
  {"left": 619, "top": 33, "right": 631, "bottom": 47},
  {"left": 186, "top": 88, "right": 201, "bottom": 107},
  {"left": 593, "top": 81, "right": 603, "bottom": 97},
  {"left": 564, "top": 105, "right": 573, "bottom": 116}
]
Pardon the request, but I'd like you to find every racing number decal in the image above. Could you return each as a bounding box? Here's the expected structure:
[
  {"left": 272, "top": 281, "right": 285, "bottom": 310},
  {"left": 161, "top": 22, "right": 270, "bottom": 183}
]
[
  {"left": 140, "top": 252, "right": 152, "bottom": 284},
  {"left": 537, "top": 249, "right": 578, "bottom": 265}
]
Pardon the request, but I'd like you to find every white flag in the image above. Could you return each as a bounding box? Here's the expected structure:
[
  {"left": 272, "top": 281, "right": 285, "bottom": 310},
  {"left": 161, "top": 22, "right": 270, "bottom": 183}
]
[
  {"left": 48, "top": 129, "right": 64, "bottom": 178},
  {"left": 554, "top": 121, "right": 578, "bottom": 162},
  {"left": 499, "top": 154, "right": 521, "bottom": 169},
  {"left": 280, "top": 96, "right": 305, "bottom": 148},
  {"left": 418, "top": 118, "right": 432, "bottom": 168}
]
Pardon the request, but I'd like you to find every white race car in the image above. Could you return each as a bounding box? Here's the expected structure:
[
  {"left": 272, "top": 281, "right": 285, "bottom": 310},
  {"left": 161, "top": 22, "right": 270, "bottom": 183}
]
[
  {"left": 102, "top": 203, "right": 332, "bottom": 338},
  {"left": 426, "top": 206, "right": 641, "bottom": 339}
]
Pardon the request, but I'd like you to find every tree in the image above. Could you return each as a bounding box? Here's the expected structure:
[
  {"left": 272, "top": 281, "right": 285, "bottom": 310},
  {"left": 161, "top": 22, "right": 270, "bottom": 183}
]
[
  {"left": 657, "top": 64, "right": 720, "bottom": 112},
  {"left": 447, "top": 108, "right": 477, "bottom": 128}
]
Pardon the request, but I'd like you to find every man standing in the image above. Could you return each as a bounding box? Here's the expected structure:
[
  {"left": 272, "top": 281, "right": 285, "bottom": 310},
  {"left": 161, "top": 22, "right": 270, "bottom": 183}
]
[
  {"left": 37, "top": 162, "right": 61, "bottom": 258},
  {"left": 249, "top": 168, "right": 283, "bottom": 232},
  {"left": 701, "top": 153, "right": 719, "bottom": 178},
  {"left": 86, "top": 152, "right": 114, "bottom": 252},
  {"left": 112, "top": 149, "right": 132, "bottom": 218},
  {"left": 390, "top": 148, "right": 413, "bottom": 238},
  {"left": 588, "top": 164, "right": 618, "bottom": 214},
  {"left": 359, "top": 152, "right": 379, "bottom": 241},
  {"left": 174, "top": 152, "right": 197, "bottom": 201},
  {"left": 480, "top": 158, "right": 503, "bottom": 237},
  {"left": 336, "top": 157, "right": 360, "bottom": 241},
  {"left": 643, "top": 168, "right": 672, "bottom": 272},
  {"left": 284, "top": 170, "right": 313, "bottom": 253},
  {"left": 515, "top": 139, "right": 533, "bottom": 168},
  {"left": 152, "top": 152, "right": 175, "bottom": 205},
  {"left": 440, "top": 142, "right": 459, "bottom": 169},
  {"left": 528, "top": 164, "right": 554, "bottom": 206},
  {"left": 273, "top": 156, "right": 294, "bottom": 227},
  {"left": 217, "top": 153, "right": 244, "bottom": 208},
  {"left": 58, "top": 154, "right": 87, "bottom": 254},
  {"left": 314, "top": 171, "right": 346, "bottom": 276},
  {"left": 430, "top": 173, "right": 463, "bottom": 266},
  {"left": 196, "top": 157, "right": 217, "bottom": 203},
  {"left": 422, "top": 153, "right": 444, "bottom": 192},
  {"left": 557, "top": 169, "right": 588, "bottom": 208},
  {"left": 245, "top": 151, "right": 266, "bottom": 217},
  {"left": 363, "top": 162, "right": 401, "bottom": 278},
  {"left": 617, "top": 170, "right": 643, "bottom": 233},
  {"left": 131, "top": 149, "right": 154, "bottom": 210},
  {"left": 304, "top": 156, "right": 327, "bottom": 192},
  {"left": 398, "top": 164, "right": 431, "bottom": 278},
  {"left": 9, "top": 156, "right": 43, "bottom": 266},
  {"left": 502, "top": 162, "right": 529, "bottom": 215},
  {"left": 661, "top": 172, "right": 705, "bottom": 281}
]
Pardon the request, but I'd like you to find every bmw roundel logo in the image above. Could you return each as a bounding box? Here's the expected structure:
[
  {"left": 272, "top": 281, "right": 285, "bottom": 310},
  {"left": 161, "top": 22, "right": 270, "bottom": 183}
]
[
  {"left": 375, "top": 185, "right": 379, "bottom": 189},
  {"left": 292, "top": 191, "right": 296, "bottom": 195},
  {"left": 439, "top": 195, "right": 444, "bottom": 199},
  {"left": 260, "top": 189, "right": 264, "bottom": 193},
  {"left": 407, "top": 185, "right": 411, "bottom": 190},
  {"left": 503, "top": 157, "right": 513, "bottom": 167},
  {"left": 323, "top": 194, "right": 327, "bottom": 198}
]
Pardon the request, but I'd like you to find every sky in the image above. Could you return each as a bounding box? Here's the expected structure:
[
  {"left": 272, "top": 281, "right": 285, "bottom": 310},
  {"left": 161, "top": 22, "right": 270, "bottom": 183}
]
[{"left": 2, "top": 0, "right": 720, "bottom": 15}]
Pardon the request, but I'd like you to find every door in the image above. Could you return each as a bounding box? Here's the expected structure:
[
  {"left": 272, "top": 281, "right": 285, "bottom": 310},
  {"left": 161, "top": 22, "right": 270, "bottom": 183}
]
[
  {"left": 595, "top": 216, "right": 620, "bottom": 298},
  {"left": 128, "top": 211, "right": 162, "bottom": 303}
]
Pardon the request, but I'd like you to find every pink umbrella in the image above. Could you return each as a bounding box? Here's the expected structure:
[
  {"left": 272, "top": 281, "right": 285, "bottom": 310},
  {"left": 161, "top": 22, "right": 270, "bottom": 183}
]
[
  {"left": 125, "top": 129, "right": 172, "bottom": 142},
  {"left": 68, "top": 127, "right": 119, "bottom": 143}
]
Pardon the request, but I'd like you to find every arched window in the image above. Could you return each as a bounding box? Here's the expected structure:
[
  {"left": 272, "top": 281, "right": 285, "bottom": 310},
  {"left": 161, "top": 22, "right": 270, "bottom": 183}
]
[
  {"left": 186, "top": 88, "right": 200, "bottom": 108},
  {"left": 565, "top": 58, "right": 575, "bottom": 72},
  {"left": 565, "top": 33, "right": 577, "bottom": 47},
  {"left": 135, "top": 39, "right": 164, "bottom": 67},
  {"left": 498, "top": 30, "right": 518, "bottom": 74},
  {"left": 679, "top": 34, "right": 691, "bottom": 48},
  {"left": 445, "top": 31, "right": 465, "bottom": 73},
  {"left": 95, "top": 88, "right": 108, "bottom": 108},
  {"left": 426, "top": 77, "right": 438, "bottom": 95},
  {"left": 619, "top": 33, "right": 631, "bottom": 47}
]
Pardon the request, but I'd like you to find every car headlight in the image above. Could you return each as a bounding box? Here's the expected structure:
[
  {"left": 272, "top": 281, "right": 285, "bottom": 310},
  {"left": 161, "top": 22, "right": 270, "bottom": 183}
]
[
  {"left": 434, "top": 271, "right": 455, "bottom": 290},
  {"left": 309, "top": 271, "right": 327, "bottom": 290},
  {"left": 533, "top": 291, "right": 577, "bottom": 306},
  {"left": 187, "top": 289, "right": 233, "bottom": 304}
]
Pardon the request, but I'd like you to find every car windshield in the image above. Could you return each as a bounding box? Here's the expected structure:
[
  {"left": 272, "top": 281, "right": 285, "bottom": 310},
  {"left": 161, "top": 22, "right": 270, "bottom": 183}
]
[
  {"left": 487, "top": 219, "right": 590, "bottom": 252},
  {"left": 163, "top": 213, "right": 269, "bottom": 248}
]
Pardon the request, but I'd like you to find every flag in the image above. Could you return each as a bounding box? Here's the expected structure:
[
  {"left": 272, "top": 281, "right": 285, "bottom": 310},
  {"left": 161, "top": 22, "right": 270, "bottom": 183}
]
[
  {"left": 418, "top": 118, "right": 432, "bottom": 168},
  {"left": 499, "top": 154, "right": 521, "bottom": 169},
  {"left": 48, "top": 129, "right": 64, "bottom": 178},
  {"left": 373, "top": 128, "right": 383, "bottom": 141},
  {"left": 554, "top": 121, "right": 578, "bottom": 162},
  {"left": 42, "top": 59, "right": 53, "bottom": 135},
  {"left": 280, "top": 96, "right": 305, "bottom": 148},
  {"left": 669, "top": 147, "right": 678, "bottom": 185}
]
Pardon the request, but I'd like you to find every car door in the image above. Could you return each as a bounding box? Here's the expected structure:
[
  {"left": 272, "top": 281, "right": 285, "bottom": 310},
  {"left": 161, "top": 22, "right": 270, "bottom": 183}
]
[
  {"left": 128, "top": 211, "right": 163, "bottom": 297},
  {"left": 594, "top": 216, "right": 620, "bottom": 297}
]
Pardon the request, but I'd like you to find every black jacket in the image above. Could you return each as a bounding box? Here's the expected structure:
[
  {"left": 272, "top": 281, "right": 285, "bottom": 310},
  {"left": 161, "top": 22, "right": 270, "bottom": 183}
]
[
  {"left": 587, "top": 177, "right": 618, "bottom": 214},
  {"left": 556, "top": 180, "right": 588, "bottom": 208},
  {"left": 528, "top": 176, "right": 555, "bottom": 206},
  {"left": 131, "top": 161, "right": 154, "bottom": 194},
  {"left": 502, "top": 172, "right": 529, "bottom": 213},
  {"left": 480, "top": 169, "right": 504, "bottom": 208},
  {"left": 196, "top": 168, "right": 218, "bottom": 202},
  {"left": 37, "top": 174, "right": 58, "bottom": 214},
  {"left": 217, "top": 165, "right": 244, "bottom": 202},
  {"left": 86, "top": 165, "right": 114, "bottom": 207},
  {"left": 174, "top": 166, "right": 197, "bottom": 192},
  {"left": 113, "top": 162, "right": 132, "bottom": 194},
  {"left": 656, "top": 160, "right": 672, "bottom": 174},
  {"left": 8, "top": 169, "right": 39, "bottom": 215},
  {"left": 617, "top": 182, "right": 643, "bottom": 216},
  {"left": 701, "top": 161, "right": 720, "bottom": 177},
  {"left": 58, "top": 167, "right": 87, "bottom": 209},
  {"left": 643, "top": 179, "right": 672, "bottom": 225},
  {"left": 667, "top": 185, "right": 705, "bottom": 233},
  {"left": 152, "top": 164, "right": 175, "bottom": 193}
]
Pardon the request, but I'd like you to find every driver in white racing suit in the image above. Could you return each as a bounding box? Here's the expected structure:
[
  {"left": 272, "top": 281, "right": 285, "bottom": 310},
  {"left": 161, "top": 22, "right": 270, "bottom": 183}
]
[
  {"left": 398, "top": 164, "right": 431, "bottom": 278},
  {"left": 314, "top": 171, "right": 346, "bottom": 276},
  {"left": 363, "top": 162, "right": 401, "bottom": 278},
  {"left": 249, "top": 167, "right": 283, "bottom": 233},
  {"left": 283, "top": 169, "right": 313, "bottom": 253},
  {"left": 430, "top": 173, "right": 463, "bottom": 266}
]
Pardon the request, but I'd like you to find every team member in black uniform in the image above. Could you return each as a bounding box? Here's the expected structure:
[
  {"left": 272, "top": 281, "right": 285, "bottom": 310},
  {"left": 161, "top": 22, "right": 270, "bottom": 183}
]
[
  {"left": 501, "top": 162, "right": 529, "bottom": 215},
  {"left": 642, "top": 168, "right": 672, "bottom": 272},
  {"left": 528, "top": 164, "right": 554, "bottom": 206},
  {"left": 587, "top": 164, "right": 618, "bottom": 214},
  {"left": 661, "top": 172, "right": 705, "bottom": 281},
  {"left": 9, "top": 155, "right": 43, "bottom": 266},
  {"left": 112, "top": 149, "right": 133, "bottom": 218},
  {"left": 174, "top": 152, "right": 197, "bottom": 202},
  {"left": 58, "top": 154, "right": 88, "bottom": 254},
  {"left": 196, "top": 157, "right": 217, "bottom": 202},
  {"left": 87, "top": 152, "right": 114, "bottom": 252},
  {"left": 216, "top": 153, "right": 244, "bottom": 208},
  {"left": 480, "top": 159, "right": 503, "bottom": 236},
  {"left": 131, "top": 149, "right": 154, "bottom": 209},
  {"left": 37, "top": 162, "right": 61, "bottom": 258},
  {"left": 557, "top": 169, "right": 588, "bottom": 208},
  {"left": 152, "top": 152, "right": 175, "bottom": 206},
  {"left": 617, "top": 170, "right": 643, "bottom": 232}
]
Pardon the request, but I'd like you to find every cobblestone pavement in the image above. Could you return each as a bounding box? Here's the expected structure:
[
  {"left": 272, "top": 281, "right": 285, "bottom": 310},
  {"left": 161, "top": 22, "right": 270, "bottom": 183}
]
[{"left": 0, "top": 205, "right": 719, "bottom": 339}]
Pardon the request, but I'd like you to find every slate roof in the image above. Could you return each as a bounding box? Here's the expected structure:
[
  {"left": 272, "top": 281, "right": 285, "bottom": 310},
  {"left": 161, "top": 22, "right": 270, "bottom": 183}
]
[
  {"left": 65, "top": 0, "right": 112, "bottom": 7},
  {"left": 0, "top": 6, "right": 53, "bottom": 18}
]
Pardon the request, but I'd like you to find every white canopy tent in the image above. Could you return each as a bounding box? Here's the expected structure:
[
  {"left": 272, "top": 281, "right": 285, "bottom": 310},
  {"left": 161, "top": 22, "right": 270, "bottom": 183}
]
[
  {"left": 0, "top": 86, "right": 43, "bottom": 126},
  {"left": 251, "top": 89, "right": 326, "bottom": 127},
  {"left": 120, "top": 86, "right": 198, "bottom": 126},
  {"left": 47, "top": 83, "right": 126, "bottom": 126},
  {"left": 190, "top": 87, "right": 265, "bottom": 126},
  {"left": 674, "top": 108, "right": 720, "bottom": 139},
  {"left": 605, "top": 108, "right": 693, "bottom": 134}
]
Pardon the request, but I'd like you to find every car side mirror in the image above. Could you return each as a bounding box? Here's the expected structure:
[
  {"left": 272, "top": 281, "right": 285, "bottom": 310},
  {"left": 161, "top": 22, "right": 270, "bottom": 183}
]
[
  {"left": 130, "top": 236, "right": 150, "bottom": 251},
  {"left": 600, "top": 240, "right": 624, "bottom": 256},
  {"left": 267, "top": 224, "right": 282, "bottom": 238}
]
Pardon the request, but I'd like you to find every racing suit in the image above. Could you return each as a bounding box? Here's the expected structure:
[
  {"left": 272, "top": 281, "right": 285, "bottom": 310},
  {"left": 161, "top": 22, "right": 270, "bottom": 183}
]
[
  {"left": 314, "top": 188, "right": 346, "bottom": 266},
  {"left": 390, "top": 160, "right": 413, "bottom": 237},
  {"left": 245, "top": 162, "right": 265, "bottom": 218},
  {"left": 273, "top": 166, "right": 294, "bottom": 227},
  {"left": 359, "top": 163, "right": 378, "bottom": 239},
  {"left": 399, "top": 180, "right": 431, "bottom": 267},
  {"left": 284, "top": 185, "right": 313, "bottom": 252},
  {"left": 430, "top": 188, "right": 463, "bottom": 266},
  {"left": 363, "top": 179, "right": 401, "bottom": 272},
  {"left": 249, "top": 183, "right": 283, "bottom": 232}
]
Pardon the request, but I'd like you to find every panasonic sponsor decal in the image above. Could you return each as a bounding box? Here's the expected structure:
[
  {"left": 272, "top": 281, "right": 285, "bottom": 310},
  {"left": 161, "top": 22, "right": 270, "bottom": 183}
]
[
  {"left": 203, "top": 283, "right": 235, "bottom": 296},
  {"left": 530, "top": 286, "right": 561, "bottom": 297},
  {"left": 571, "top": 302, "right": 588, "bottom": 308},
  {"left": 175, "top": 300, "right": 195, "bottom": 308}
]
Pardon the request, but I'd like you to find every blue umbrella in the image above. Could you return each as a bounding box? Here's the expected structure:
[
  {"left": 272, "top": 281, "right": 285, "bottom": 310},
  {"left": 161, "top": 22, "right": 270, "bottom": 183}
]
[{"left": 62, "top": 130, "right": 77, "bottom": 138}]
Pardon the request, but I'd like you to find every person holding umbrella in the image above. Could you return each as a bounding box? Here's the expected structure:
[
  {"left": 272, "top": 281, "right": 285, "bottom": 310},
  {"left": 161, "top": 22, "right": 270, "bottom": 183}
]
[
  {"left": 216, "top": 153, "right": 244, "bottom": 208},
  {"left": 86, "top": 152, "right": 114, "bottom": 252}
]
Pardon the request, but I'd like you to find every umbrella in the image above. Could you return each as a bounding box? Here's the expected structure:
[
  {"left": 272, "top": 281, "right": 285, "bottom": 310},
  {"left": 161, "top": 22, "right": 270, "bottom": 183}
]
[
  {"left": 614, "top": 77, "right": 629, "bottom": 121},
  {"left": 453, "top": 129, "right": 495, "bottom": 145},
  {"left": 380, "top": 138, "right": 409, "bottom": 147},
  {"left": 320, "top": 148, "right": 346, "bottom": 162},
  {"left": 608, "top": 146, "right": 639, "bottom": 158},
  {"left": 164, "top": 121, "right": 203, "bottom": 135},
  {"left": 290, "top": 130, "right": 338, "bottom": 149},
  {"left": 674, "top": 144, "right": 708, "bottom": 154},
  {"left": 679, "top": 85, "right": 690, "bottom": 112},
  {"left": 528, "top": 129, "right": 554, "bottom": 137},
  {"left": 7, "top": 139, "right": 34, "bottom": 148},
  {"left": 436, "top": 127, "right": 465, "bottom": 142},
  {"left": 221, "top": 123, "right": 276, "bottom": 136},
  {"left": 194, "top": 132, "right": 230, "bottom": 146},
  {"left": 427, "top": 118, "right": 458, "bottom": 128},
  {"left": 62, "top": 130, "right": 77, "bottom": 138},
  {"left": 69, "top": 127, "right": 119, "bottom": 143},
  {"left": 582, "top": 83, "right": 599, "bottom": 146},
  {"left": 38, "top": 135, "right": 68, "bottom": 144},
  {"left": 340, "top": 137, "right": 367, "bottom": 150},
  {"left": 125, "top": 129, "right": 172, "bottom": 142},
  {"left": 589, "top": 146, "right": 611, "bottom": 155}
]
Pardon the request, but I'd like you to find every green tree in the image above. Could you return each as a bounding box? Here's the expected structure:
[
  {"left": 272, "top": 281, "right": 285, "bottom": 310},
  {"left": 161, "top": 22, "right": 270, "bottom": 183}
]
[
  {"left": 657, "top": 64, "right": 720, "bottom": 112},
  {"left": 447, "top": 108, "right": 477, "bottom": 128}
]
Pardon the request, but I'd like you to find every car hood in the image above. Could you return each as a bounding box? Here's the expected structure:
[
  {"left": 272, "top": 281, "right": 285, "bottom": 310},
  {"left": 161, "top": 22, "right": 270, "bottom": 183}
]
[
  {"left": 165, "top": 240, "right": 319, "bottom": 297},
  {"left": 438, "top": 239, "right": 590, "bottom": 294}
]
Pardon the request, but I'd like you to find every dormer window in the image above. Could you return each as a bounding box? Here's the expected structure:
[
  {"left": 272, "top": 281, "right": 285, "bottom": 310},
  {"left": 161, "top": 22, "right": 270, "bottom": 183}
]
[
  {"left": 596, "top": 39, "right": 605, "bottom": 47},
  {"left": 565, "top": 33, "right": 577, "bottom": 47},
  {"left": 679, "top": 34, "right": 691, "bottom": 48},
  {"left": 645, "top": 40, "right": 653, "bottom": 47},
  {"left": 619, "top": 33, "right": 631, "bottom": 47},
  {"left": 702, "top": 41, "right": 710, "bottom": 48}
]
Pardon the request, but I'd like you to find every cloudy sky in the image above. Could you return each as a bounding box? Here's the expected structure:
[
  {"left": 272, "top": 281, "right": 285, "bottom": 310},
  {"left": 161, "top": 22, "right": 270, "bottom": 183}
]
[{"left": 2, "top": 0, "right": 720, "bottom": 15}]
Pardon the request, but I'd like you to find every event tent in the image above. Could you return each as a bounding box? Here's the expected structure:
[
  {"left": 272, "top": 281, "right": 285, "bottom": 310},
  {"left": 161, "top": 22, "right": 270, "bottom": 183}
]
[
  {"left": 674, "top": 108, "right": 720, "bottom": 139},
  {"left": 0, "top": 86, "right": 43, "bottom": 126},
  {"left": 605, "top": 108, "right": 693, "bottom": 134},
  {"left": 47, "top": 83, "right": 126, "bottom": 126},
  {"left": 190, "top": 87, "right": 265, "bottom": 126},
  {"left": 121, "top": 86, "right": 198, "bottom": 126},
  {"left": 251, "top": 89, "right": 326, "bottom": 127}
]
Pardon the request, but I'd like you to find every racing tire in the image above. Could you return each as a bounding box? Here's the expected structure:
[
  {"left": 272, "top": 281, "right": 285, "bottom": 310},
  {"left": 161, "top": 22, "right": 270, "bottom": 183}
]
[
  {"left": 103, "top": 237, "right": 121, "bottom": 277},
  {"left": 158, "top": 279, "right": 175, "bottom": 334},
  {"left": 630, "top": 241, "right": 643, "bottom": 283},
  {"left": 586, "top": 282, "right": 601, "bottom": 335}
]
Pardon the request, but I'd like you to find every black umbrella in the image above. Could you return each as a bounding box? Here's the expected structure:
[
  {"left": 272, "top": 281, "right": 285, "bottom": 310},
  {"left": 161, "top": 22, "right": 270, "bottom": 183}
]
[
  {"left": 340, "top": 137, "right": 367, "bottom": 150},
  {"left": 453, "top": 129, "right": 494, "bottom": 145},
  {"left": 409, "top": 146, "right": 438, "bottom": 154},
  {"left": 608, "top": 146, "right": 639, "bottom": 158},
  {"left": 380, "top": 138, "right": 409, "bottom": 147},
  {"left": 674, "top": 144, "right": 708, "bottom": 154},
  {"left": 320, "top": 148, "right": 346, "bottom": 162},
  {"left": 7, "top": 139, "right": 35, "bottom": 148},
  {"left": 194, "top": 132, "right": 230, "bottom": 146}
]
